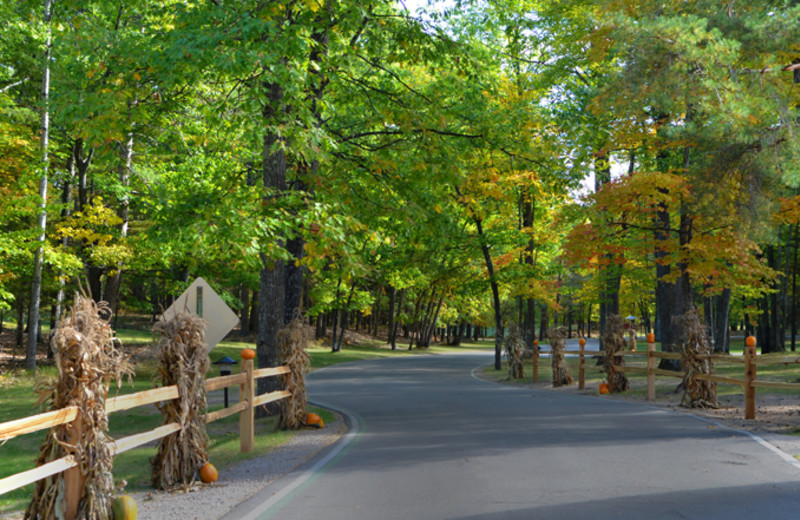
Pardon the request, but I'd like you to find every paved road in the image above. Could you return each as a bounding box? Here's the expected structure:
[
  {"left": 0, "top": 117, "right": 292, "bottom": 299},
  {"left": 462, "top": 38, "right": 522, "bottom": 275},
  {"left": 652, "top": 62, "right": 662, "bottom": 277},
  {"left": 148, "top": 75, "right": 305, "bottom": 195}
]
[{"left": 226, "top": 354, "right": 800, "bottom": 520}]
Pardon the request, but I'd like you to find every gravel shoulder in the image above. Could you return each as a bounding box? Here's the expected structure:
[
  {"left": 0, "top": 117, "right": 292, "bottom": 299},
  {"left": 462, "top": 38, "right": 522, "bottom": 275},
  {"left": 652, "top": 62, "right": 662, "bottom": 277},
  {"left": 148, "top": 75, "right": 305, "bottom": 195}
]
[{"left": 133, "top": 411, "right": 347, "bottom": 520}]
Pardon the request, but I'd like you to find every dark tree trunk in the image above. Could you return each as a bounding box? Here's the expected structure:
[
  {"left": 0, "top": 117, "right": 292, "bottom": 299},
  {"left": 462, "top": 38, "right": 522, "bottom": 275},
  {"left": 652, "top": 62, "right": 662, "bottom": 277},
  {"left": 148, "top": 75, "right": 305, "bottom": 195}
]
[
  {"left": 714, "top": 289, "right": 732, "bottom": 353},
  {"left": 240, "top": 285, "right": 250, "bottom": 337},
  {"left": 388, "top": 285, "right": 396, "bottom": 348},
  {"left": 389, "top": 288, "right": 404, "bottom": 350},
  {"left": 539, "top": 306, "right": 548, "bottom": 341},
  {"left": 765, "top": 245, "right": 786, "bottom": 353},
  {"left": 104, "top": 132, "right": 134, "bottom": 319},
  {"left": 334, "top": 283, "right": 357, "bottom": 351},
  {"left": 249, "top": 290, "right": 259, "bottom": 334},
  {"left": 792, "top": 223, "right": 799, "bottom": 352},
  {"left": 475, "top": 216, "right": 504, "bottom": 369},
  {"left": 15, "top": 290, "right": 25, "bottom": 349},
  {"left": 450, "top": 321, "right": 464, "bottom": 346},
  {"left": 315, "top": 312, "right": 326, "bottom": 340},
  {"left": 257, "top": 81, "right": 287, "bottom": 415}
]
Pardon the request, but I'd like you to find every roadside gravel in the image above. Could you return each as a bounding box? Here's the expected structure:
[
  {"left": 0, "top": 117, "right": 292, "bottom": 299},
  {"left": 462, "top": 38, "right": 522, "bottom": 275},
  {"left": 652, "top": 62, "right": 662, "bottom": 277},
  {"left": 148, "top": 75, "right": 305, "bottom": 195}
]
[{"left": 132, "top": 412, "right": 346, "bottom": 520}]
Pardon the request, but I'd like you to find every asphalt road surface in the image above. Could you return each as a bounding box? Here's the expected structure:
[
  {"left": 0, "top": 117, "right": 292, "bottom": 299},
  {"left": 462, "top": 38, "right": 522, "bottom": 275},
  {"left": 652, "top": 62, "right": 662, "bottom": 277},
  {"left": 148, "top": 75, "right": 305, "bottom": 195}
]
[{"left": 225, "top": 353, "right": 800, "bottom": 520}]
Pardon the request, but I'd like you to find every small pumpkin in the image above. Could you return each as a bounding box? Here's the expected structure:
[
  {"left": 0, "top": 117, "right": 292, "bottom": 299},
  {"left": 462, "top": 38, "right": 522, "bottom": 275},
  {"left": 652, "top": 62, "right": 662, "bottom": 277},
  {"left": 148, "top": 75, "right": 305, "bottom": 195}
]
[
  {"left": 111, "top": 495, "right": 138, "bottom": 520},
  {"left": 306, "top": 412, "right": 324, "bottom": 429},
  {"left": 599, "top": 382, "right": 610, "bottom": 395},
  {"left": 646, "top": 333, "right": 655, "bottom": 343},
  {"left": 241, "top": 348, "right": 256, "bottom": 360},
  {"left": 199, "top": 462, "right": 218, "bottom": 483},
  {"left": 745, "top": 336, "right": 757, "bottom": 348},
  {"left": 578, "top": 337, "right": 586, "bottom": 347}
]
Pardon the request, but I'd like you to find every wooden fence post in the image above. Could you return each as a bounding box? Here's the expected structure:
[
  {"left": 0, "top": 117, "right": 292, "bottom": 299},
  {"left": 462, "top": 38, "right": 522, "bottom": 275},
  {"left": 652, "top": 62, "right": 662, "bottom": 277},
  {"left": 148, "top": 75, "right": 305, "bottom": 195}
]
[
  {"left": 532, "top": 340, "right": 539, "bottom": 383},
  {"left": 578, "top": 337, "right": 586, "bottom": 390},
  {"left": 239, "top": 357, "right": 255, "bottom": 453},
  {"left": 745, "top": 336, "right": 757, "bottom": 420},
  {"left": 647, "top": 335, "right": 655, "bottom": 401},
  {"left": 64, "top": 414, "right": 84, "bottom": 520}
]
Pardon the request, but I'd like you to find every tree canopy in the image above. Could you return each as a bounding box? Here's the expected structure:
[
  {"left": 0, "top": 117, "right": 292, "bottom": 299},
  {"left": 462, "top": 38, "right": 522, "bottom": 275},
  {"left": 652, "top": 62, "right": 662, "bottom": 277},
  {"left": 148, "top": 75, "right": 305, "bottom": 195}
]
[{"left": 4, "top": 0, "right": 800, "bottom": 371}]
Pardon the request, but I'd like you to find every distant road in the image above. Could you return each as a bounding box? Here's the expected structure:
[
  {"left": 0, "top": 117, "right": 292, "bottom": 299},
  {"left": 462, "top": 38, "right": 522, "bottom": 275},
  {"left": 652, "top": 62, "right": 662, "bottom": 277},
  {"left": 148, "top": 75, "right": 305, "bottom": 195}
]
[{"left": 227, "top": 354, "right": 800, "bottom": 520}]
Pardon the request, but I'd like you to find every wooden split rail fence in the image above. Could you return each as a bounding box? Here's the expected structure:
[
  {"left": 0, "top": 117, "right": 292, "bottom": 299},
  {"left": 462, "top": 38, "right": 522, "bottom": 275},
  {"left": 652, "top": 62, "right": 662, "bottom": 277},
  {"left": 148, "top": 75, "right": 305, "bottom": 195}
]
[
  {"left": 532, "top": 338, "right": 800, "bottom": 421},
  {"left": 0, "top": 357, "right": 290, "bottom": 499}
]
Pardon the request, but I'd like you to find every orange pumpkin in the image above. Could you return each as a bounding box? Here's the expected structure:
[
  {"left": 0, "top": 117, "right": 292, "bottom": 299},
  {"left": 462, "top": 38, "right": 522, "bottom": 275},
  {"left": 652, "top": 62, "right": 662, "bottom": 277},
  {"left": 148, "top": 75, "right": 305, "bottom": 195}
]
[
  {"left": 306, "top": 412, "right": 324, "bottom": 429},
  {"left": 111, "top": 495, "right": 137, "bottom": 520},
  {"left": 646, "top": 333, "right": 655, "bottom": 343},
  {"left": 599, "top": 382, "right": 610, "bottom": 395},
  {"left": 241, "top": 348, "right": 256, "bottom": 360},
  {"left": 745, "top": 336, "right": 757, "bottom": 348},
  {"left": 533, "top": 339, "right": 539, "bottom": 346},
  {"left": 578, "top": 337, "right": 586, "bottom": 347},
  {"left": 199, "top": 462, "right": 218, "bottom": 483}
]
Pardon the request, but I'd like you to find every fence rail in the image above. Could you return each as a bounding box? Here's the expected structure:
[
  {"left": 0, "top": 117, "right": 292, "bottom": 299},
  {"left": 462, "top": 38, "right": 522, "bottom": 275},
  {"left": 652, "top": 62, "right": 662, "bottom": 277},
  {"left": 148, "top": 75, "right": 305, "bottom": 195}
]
[
  {"left": 0, "top": 357, "right": 289, "bottom": 501},
  {"left": 532, "top": 338, "right": 800, "bottom": 420}
]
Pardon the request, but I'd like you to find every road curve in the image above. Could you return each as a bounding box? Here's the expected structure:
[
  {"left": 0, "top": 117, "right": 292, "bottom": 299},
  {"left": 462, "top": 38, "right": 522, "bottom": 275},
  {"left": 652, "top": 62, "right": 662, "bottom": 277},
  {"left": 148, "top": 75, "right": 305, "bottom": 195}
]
[{"left": 224, "top": 353, "right": 800, "bottom": 520}]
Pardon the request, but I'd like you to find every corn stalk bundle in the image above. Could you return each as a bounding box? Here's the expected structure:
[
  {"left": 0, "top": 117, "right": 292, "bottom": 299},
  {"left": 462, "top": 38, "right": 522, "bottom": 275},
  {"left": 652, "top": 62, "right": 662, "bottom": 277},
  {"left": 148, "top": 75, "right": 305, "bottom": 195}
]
[
  {"left": 26, "top": 296, "right": 132, "bottom": 520},
  {"left": 546, "top": 326, "right": 573, "bottom": 387},
  {"left": 602, "top": 315, "right": 630, "bottom": 392},
  {"left": 505, "top": 323, "right": 525, "bottom": 380},
  {"left": 278, "top": 316, "right": 312, "bottom": 430},
  {"left": 677, "top": 308, "right": 718, "bottom": 409},
  {"left": 151, "top": 311, "right": 210, "bottom": 490}
]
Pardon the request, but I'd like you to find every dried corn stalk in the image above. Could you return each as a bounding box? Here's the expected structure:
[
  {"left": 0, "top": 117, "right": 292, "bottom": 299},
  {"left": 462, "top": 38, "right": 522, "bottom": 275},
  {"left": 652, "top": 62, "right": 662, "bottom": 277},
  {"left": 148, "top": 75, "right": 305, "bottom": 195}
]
[
  {"left": 602, "top": 315, "right": 630, "bottom": 392},
  {"left": 505, "top": 323, "right": 525, "bottom": 380},
  {"left": 26, "top": 295, "right": 132, "bottom": 520},
  {"left": 677, "top": 308, "right": 718, "bottom": 409},
  {"left": 151, "top": 311, "right": 210, "bottom": 490},
  {"left": 278, "top": 316, "right": 311, "bottom": 430},
  {"left": 546, "top": 326, "right": 573, "bottom": 387}
]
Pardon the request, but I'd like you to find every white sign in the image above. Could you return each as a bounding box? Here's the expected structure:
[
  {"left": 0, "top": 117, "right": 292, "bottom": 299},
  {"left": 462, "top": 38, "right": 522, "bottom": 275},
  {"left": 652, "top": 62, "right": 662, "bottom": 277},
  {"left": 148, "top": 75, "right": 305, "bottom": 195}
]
[{"left": 162, "top": 277, "right": 240, "bottom": 351}]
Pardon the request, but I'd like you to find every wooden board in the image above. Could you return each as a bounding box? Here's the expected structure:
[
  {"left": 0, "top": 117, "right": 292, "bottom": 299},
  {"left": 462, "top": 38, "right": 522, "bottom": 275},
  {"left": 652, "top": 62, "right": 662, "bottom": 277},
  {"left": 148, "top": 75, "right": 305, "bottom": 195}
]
[
  {"left": 205, "top": 373, "right": 247, "bottom": 392},
  {"left": 755, "top": 356, "right": 800, "bottom": 366},
  {"left": 204, "top": 401, "right": 248, "bottom": 423},
  {"left": 112, "top": 423, "right": 181, "bottom": 455},
  {"left": 0, "top": 406, "right": 78, "bottom": 442},
  {"left": 106, "top": 386, "right": 179, "bottom": 414},
  {"left": 649, "top": 352, "right": 683, "bottom": 360},
  {"left": 652, "top": 368, "right": 683, "bottom": 378},
  {"left": 750, "top": 380, "right": 800, "bottom": 390},
  {"left": 708, "top": 355, "right": 746, "bottom": 364},
  {"left": 616, "top": 366, "right": 647, "bottom": 373},
  {"left": 0, "top": 455, "right": 76, "bottom": 495},
  {"left": 253, "top": 390, "right": 291, "bottom": 408},
  {"left": 694, "top": 374, "right": 746, "bottom": 386},
  {"left": 253, "top": 366, "right": 291, "bottom": 380}
]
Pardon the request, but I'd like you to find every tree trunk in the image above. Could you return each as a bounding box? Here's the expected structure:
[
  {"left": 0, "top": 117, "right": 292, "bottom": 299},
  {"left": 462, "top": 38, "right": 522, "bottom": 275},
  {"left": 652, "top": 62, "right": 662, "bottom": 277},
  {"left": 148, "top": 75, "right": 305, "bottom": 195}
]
[
  {"left": 714, "top": 289, "right": 732, "bottom": 353},
  {"left": 539, "top": 306, "right": 548, "bottom": 341},
  {"left": 240, "top": 285, "right": 250, "bottom": 337},
  {"left": 388, "top": 285, "right": 396, "bottom": 348},
  {"left": 103, "top": 132, "right": 134, "bottom": 319},
  {"left": 26, "top": 0, "right": 54, "bottom": 372},
  {"left": 475, "top": 216, "right": 503, "bottom": 369},
  {"left": 15, "top": 290, "right": 25, "bottom": 350},
  {"left": 257, "top": 81, "right": 287, "bottom": 414},
  {"left": 792, "top": 223, "right": 799, "bottom": 352},
  {"left": 54, "top": 148, "right": 76, "bottom": 337},
  {"left": 331, "top": 277, "right": 342, "bottom": 352}
]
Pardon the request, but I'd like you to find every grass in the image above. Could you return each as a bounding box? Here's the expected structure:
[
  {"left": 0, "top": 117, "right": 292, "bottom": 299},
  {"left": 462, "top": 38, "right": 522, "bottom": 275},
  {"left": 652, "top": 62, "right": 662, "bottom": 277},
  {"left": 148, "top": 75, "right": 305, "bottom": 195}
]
[{"left": 0, "top": 327, "right": 490, "bottom": 515}]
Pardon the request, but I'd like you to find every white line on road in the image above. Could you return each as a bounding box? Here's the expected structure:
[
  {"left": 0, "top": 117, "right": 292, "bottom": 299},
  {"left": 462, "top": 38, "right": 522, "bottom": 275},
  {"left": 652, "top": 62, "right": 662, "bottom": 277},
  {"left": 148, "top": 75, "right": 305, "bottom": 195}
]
[{"left": 235, "top": 402, "right": 363, "bottom": 520}]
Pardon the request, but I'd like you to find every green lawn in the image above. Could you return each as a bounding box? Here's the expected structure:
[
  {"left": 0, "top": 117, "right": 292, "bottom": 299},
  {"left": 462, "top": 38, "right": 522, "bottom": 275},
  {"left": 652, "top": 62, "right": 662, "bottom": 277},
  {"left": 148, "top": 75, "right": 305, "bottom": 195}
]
[{"left": 0, "top": 328, "right": 490, "bottom": 514}]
